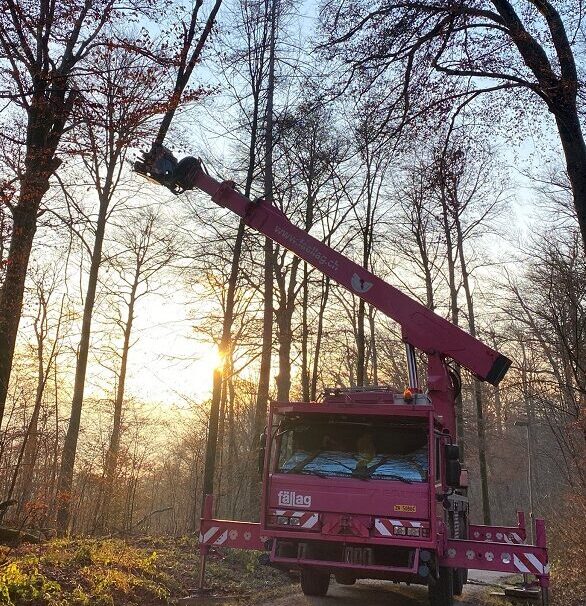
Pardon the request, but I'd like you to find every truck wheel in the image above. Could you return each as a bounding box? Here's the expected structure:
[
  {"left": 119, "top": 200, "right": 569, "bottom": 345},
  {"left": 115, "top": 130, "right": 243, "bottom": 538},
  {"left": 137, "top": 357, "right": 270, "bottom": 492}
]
[
  {"left": 429, "top": 566, "right": 454, "bottom": 606},
  {"left": 335, "top": 573, "right": 356, "bottom": 585},
  {"left": 300, "top": 568, "right": 330, "bottom": 596}
]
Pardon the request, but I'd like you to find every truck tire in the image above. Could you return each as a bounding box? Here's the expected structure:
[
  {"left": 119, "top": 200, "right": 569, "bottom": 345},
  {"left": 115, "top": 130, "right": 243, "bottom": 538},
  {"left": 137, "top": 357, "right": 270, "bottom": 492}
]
[
  {"left": 300, "top": 568, "right": 330, "bottom": 596},
  {"left": 429, "top": 566, "right": 454, "bottom": 606}
]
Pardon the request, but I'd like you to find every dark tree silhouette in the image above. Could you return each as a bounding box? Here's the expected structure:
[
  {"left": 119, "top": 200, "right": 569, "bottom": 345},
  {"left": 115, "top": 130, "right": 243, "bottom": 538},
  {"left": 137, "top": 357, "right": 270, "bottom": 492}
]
[
  {"left": 321, "top": 1, "right": 586, "bottom": 247},
  {"left": 0, "top": 0, "right": 127, "bottom": 426}
]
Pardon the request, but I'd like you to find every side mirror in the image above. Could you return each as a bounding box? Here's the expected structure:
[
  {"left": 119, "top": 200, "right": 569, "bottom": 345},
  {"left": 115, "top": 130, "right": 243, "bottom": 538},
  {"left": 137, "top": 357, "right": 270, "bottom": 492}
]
[
  {"left": 258, "top": 429, "right": 267, "bottom": 475},
  {"left": 446, "top": 459, "right": 462, "bottom": 487},
  {"left": 445, "top": 444, "right": 460, "bottom": 460}
]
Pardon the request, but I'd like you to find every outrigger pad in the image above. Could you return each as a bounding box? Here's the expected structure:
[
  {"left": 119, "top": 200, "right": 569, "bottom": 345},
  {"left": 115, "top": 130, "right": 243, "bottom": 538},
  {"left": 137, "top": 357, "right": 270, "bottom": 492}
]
[{"left": 134, "top": 144, "right": 201, "bottom": 195}]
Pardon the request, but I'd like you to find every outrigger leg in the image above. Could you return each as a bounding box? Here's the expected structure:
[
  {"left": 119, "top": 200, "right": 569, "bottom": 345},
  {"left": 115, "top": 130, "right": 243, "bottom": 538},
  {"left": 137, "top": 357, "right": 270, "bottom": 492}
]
[{"left": 197, "top": 494, "right": 214, "bottom": 591}]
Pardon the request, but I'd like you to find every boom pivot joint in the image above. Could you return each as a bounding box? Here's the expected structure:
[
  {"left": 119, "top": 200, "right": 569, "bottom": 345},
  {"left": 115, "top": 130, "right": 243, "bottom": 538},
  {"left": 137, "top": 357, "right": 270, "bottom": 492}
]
[{"left": 134, "top": 144, "right": 202, "bottom": 195}]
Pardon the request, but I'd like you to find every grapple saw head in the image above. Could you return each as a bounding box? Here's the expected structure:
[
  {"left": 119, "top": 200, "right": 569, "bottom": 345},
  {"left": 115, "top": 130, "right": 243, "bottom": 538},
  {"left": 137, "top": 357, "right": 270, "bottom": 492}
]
[{"left": 134, "top": 144, "right": 201, "bottom": 195}]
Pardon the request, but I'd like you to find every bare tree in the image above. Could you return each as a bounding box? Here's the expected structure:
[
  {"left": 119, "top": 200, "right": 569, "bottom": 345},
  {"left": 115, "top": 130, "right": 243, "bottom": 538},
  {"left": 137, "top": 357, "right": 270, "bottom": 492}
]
[
  {"left": 250, "top": 0, "right": 279, "bottom": 514},
  {"left": 272, "top": 99, "right": 347, "bottom": 401},
  {"left": 0, "top": 0, "right": 130, "bottom": 426},
  {"left": 0, "top": 261, "right": 69, "bottom": 523},
  {"left": 55, "top": 42, "right": 172, "bottom": 533},
  {"left": 351, "top": 105, "right": 393, "bottom": 386},
  {"left": 321, "top": 1, "right": 586, "bottom": 248},
  {"left": 196, "top": 0, "right": 274, "bottom": 520},
  {"left": 505, "top": 225, "right": 585, "bottom": 482},
  {"left": 97, "top": 208, "right": 177, "bottom": 530},
  {"left": 433, "top": 136, "right": 507, "bottom": 524}
]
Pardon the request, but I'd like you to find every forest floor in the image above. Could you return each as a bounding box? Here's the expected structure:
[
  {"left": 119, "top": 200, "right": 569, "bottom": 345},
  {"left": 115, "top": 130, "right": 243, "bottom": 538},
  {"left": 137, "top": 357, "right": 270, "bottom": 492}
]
[
  {"left": 0, "top": 537, "right": 293, "bottom": 605},
  {"left": 0, "top": 539, "right": 561, "bottom": 606}
]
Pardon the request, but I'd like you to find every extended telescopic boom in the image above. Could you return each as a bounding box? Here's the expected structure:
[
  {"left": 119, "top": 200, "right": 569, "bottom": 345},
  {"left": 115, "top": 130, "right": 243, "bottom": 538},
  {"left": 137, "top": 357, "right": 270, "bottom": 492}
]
[{"left": 135, "top": 148, "right": 511, "bottom": 386}]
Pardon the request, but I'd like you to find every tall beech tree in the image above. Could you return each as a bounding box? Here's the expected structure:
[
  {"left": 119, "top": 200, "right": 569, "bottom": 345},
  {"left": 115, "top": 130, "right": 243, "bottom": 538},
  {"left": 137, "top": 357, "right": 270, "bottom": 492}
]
[
  {"left": 432, "top": 138, "right": 507, "bottom": 524},
  {"left": 198, "top": 0, "right": 273, "bottom": 518},
  {"left": 0, "top": 0, "right": 127, "bottom": 427},
  {"left": 273, "top": 100, "right": 346, "bottom": 401},
  {"left": 97, "top": 208, "right": 176, "bottom": 530},
  {"left": 250, "top": 0, "right": 279, "bottom": 514},
  {"left": 351, "top": 106, "right": 392, "bottom": 386},
  {"left": 55, "top": 44, "right": 171, "bottom": 533},
  {"left": 321, "top": 1, "right": 586, "bottom": 248}
]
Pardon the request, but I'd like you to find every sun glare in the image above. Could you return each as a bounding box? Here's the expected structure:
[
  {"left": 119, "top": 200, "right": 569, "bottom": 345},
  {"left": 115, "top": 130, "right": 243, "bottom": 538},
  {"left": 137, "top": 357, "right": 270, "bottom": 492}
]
[{"left": 210, "top": 346, "right": 226, "bottom": 373}]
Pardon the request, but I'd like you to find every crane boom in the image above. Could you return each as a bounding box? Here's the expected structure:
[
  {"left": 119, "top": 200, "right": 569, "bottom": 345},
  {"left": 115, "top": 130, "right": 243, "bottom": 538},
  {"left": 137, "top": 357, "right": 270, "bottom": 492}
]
[{"left": 135, "top": 150, "right": 511, "bottom": 385}]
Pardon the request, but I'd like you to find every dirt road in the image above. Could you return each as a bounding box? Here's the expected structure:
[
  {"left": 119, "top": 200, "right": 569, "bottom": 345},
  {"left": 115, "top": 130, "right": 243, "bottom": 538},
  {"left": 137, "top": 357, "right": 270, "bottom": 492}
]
[{"left": 261, "top": 570, "right": 504, "bottom": 606}]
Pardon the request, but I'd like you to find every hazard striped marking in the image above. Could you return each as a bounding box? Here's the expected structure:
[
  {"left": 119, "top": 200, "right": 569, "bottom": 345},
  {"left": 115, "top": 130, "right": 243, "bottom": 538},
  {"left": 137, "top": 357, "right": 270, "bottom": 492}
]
[
  {"left": 373, "top": 518, "right": 428, "bottom": 537},
  {"left": 273, "top": 509, "right": 320, "bottom": 529}
]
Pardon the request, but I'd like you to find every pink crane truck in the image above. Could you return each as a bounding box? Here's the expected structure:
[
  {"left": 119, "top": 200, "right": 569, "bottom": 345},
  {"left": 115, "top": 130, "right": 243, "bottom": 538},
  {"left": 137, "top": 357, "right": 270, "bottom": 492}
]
[{"left": 135, "top": 147, "right": 550, "bottom": 606}]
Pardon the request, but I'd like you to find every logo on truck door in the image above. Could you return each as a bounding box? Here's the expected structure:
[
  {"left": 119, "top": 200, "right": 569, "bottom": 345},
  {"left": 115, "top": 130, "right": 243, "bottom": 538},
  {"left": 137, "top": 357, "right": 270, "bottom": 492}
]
[
  {"left": 278, "top": 490, "right": 311, "bottom": 508},
  {"left": 394, "top": 504, "right": 417, "bottom": 513}
]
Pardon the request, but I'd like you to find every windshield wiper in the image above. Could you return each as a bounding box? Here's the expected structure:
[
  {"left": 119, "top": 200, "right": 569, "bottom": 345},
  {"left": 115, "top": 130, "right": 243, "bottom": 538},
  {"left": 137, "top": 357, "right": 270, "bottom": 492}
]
[
  {"left": 285, "top": 450, "right": 325, "bottom": 474},
  {"left": 352, "top": 456, "right": 414, "bottom": 483}
]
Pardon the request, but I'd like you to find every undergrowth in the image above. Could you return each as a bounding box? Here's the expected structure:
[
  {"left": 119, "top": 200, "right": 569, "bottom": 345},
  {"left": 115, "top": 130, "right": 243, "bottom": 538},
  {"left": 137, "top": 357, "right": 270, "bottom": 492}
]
[
  {"left": 0, "top": 537, "right": 291, "bottom": 605},
  {"left": 548, "top": 493, "right": 586, "bottom": 606}
]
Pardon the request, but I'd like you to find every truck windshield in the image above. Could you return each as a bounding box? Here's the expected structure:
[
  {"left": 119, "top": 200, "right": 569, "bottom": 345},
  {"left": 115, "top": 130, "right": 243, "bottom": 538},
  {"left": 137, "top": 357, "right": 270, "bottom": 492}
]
[{"left": 276, "top": 419, "right": 428, "bottom": 482}]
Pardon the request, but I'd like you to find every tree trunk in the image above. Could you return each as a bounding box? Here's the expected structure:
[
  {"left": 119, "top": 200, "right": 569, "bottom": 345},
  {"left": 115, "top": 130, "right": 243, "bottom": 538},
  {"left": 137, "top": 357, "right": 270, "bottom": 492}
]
[
  {"left": 16, "top": 296, "right": 64, "bottom": 519},
  {"left": 200, "top": 93, "right": 257, "bottom": 511},
  {"left": 275, "top": 256, "right": 299, "bottom": 401},
  {"left": 0, "top": 185, "right": 49, "bottom": 423},
  {"left": 0, "top": 84, "right": 64, "bottom": 424},
  {"left": 311, "top": 275, "right": 330, "bottom": 400},
  {"left": 56, "top": 194, "right": 109, "bottom": 533},
  {"left": 250, "top": 0, "right": 277, "bottom": 515},
  {"left": 356, "top": 298, "right": 366, "bottom": 386},
  {"left": 368, "top": 306, "right": 378, "bottom": 385},
  {"left": 454, "top": 213, "right": 491, "bottom": 524},
  {"left": 199, "top": 0, "right": 270, "bottom": 517},
  {"left": 301, "top": 262, "right": 310, "bottom": 401},
  {"left": 101, "top": 279, "right": 138, "bottom": 530},
  {"left": 552, "top": 105, "right": 586, "bottom": 249},
  {"left": 438, "top": 178, "right": 465, "bottom": 460}
]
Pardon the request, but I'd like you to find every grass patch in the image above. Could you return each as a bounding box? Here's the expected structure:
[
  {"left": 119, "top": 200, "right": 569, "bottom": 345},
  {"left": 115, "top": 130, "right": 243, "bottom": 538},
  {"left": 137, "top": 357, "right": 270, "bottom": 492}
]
[{"left": 0, "top": 537, "right": 291, "bottom": 606}]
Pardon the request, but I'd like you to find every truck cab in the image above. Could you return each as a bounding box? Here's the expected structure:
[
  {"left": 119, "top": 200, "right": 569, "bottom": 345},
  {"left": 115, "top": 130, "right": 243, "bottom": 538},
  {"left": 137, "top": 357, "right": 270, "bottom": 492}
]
[{"left": 260, "top": 388, "right": 467, "bottom": 603}]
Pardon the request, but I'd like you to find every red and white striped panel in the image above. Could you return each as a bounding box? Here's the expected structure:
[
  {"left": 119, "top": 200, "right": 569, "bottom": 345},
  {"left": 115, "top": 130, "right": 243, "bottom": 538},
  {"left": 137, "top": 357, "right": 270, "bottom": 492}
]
[
  {"left": 199, "top": 525, "right": 229, "bottom": 546},
  {"left": 513, "top": 552, "right": 550, "bottom": 575},
  {"left": 198, "top": 520, "right": 266, "bottom": 550},
  {"left": 374, "top": 518, "right": 426, "bottom": 537},
  {"left": 275, "top": 509, "right": 320, "bottom": 529}
]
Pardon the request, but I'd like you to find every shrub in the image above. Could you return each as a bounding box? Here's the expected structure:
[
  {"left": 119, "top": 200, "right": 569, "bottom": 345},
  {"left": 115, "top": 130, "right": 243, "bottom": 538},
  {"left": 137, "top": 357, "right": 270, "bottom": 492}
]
[{"left": 549, "top": 492, "right": 586, "bottom": 606}]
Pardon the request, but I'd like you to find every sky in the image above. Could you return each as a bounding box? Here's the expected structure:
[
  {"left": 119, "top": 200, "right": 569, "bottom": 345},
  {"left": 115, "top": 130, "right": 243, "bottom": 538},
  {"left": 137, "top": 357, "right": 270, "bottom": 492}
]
[{"left": 15, "top": 0, "right": 572, "bottom": 417}]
